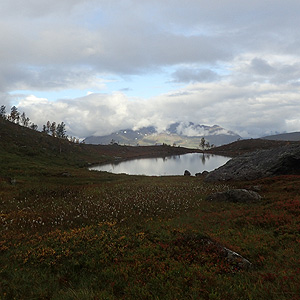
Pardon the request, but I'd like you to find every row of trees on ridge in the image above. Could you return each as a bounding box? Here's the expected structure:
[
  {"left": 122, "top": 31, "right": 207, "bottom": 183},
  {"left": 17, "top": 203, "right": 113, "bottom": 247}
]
[{"left": 0, "top": 105, "right": 80, "bottom": 143}]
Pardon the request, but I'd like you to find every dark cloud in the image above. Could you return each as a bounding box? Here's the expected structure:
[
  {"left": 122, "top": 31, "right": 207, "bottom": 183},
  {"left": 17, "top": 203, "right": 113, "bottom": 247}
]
[
  {"left": 171, "top": 68, "right": 220, "bottom": 83},
  {"left": 250, "top": 58, "right": 274, "bottom": 75},
  {"left": 233, "top": 57, "right": 300, "bottom": 86}
]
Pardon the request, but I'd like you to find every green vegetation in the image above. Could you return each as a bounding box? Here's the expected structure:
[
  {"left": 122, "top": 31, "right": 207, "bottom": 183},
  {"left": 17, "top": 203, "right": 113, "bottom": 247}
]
[{"left": 1, "top": 117, "right": 300, "bottom": 299}]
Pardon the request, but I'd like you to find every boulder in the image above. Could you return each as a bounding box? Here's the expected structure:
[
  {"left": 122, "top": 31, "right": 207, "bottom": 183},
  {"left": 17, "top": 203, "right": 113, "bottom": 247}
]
[
  {"left": 176, "top": 234, "right": 252, "bottom": 270},
  {"left": 221, "top": 247, "right": 252, "bottom": 270},
  {"left": 184, "top": 170, "right": 191, "bottom": 176},
  {"left": 205, "top": 239, "right": 252, "bottom": 270},
  {"left": 206, "top": 189, "right": 261, "bottom": 203},
  {"left": 195, "top": 171, "right": 209, "bottom": 177},
  {"left": 205, "top": 144, "right": 300, "bottom": 181}
]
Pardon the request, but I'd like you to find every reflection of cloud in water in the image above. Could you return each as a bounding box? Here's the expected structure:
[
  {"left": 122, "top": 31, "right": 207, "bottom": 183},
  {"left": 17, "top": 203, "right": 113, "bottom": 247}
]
[{"left": 90, "top": 153, "right": 230, "bottom": 176}]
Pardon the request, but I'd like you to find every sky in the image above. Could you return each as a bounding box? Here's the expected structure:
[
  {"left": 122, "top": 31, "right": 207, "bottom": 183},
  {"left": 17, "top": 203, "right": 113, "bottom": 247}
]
[{"left": 1, "top": 0, "right": 300, "bottom": 139}]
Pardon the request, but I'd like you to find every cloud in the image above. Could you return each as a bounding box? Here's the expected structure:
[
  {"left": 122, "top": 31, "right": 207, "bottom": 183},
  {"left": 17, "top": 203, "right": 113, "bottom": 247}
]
[
  {"left": 171, "top": 68, "right": 220, "bottom": 83},
  {"left": 250, "top": 58, "right": 274, "bottom": 76},
  {"left": 16, "top": 77, "right": 300, "bottom": 139},
  {"left": 2, "top": 1, "right": 300, "bottom": 139},
  {"left": 0, "top": 0, "right": 91, "bottom": 18}
]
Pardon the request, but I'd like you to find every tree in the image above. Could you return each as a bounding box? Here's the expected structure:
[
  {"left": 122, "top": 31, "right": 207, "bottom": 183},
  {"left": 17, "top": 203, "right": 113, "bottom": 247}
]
[
  {"left": 46, "top": 121, "right": 51, "bottom": 134},
  {"left": 20, "top": 112, "right": 29, "bottom": 127},
  {"left": 30, "top": 123, "right": 38, "bottom": 131},
  {"left": 200, "top": 137, "right": 206, "bottom": 150},
  {"left": 50, "top": 122, "right": 56, "bottom": 137},
  {"left": 56, "top": 122, "right": 67, "bottom": 139},
  {"left": 0, "top": 105, "right": 6, "bottom": 119},
  {"left": 10, "top": 106, "right": 20, "bottom": 123}
]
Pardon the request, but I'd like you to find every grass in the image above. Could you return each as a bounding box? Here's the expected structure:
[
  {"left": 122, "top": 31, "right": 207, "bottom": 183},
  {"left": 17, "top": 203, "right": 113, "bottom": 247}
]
[
  {"left": 1, "top": 173, "right": 300, "bottom": 299},
  {"left": 1, "top": 118, "right": 300, "bottom": 299}
]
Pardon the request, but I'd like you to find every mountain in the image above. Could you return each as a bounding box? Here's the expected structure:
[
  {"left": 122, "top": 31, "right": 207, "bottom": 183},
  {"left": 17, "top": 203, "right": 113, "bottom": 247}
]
[
  {"left": 84, "top": 122, "right": 241, "bottom": 148},
  {"left": 262, "top": 132, "right": 300, "bottom": 141}
]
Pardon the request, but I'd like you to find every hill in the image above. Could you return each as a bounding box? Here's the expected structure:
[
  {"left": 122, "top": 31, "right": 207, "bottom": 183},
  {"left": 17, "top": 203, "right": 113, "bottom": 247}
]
[
  {"left": 262, "top": 131, "right": 300, "bottom": 141},
  {"left": 0, "top": 118, "right": 200, "bottom": 178},
  {"left": 206, "top": 138, "right": 297, "bottom": 157},
  {"left": 84, "top": 122, "right": 241, "bottom": 148}
]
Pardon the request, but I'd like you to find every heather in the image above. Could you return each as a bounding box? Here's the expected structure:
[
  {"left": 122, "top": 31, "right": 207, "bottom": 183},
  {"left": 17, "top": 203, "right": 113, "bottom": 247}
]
[{"left": 1, "top": 118, "right": 300, "bottom": 299}]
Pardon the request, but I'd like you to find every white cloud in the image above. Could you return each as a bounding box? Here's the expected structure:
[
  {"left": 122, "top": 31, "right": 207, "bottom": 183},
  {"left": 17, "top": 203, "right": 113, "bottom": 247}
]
[
  {"left": 1, "top": 1, "right": 300, "bottom": 139},
  {"left": 16, "top": 75, "right": 300, "bottom": 139}
]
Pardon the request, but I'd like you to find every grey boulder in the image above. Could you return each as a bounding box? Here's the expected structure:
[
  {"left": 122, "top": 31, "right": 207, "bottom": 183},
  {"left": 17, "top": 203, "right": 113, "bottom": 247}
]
[{"left": 206, "top": 189, "right": 262, "bottom": 203}]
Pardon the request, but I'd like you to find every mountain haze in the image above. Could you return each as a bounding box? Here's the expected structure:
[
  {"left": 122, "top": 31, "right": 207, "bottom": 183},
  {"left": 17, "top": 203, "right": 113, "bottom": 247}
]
[{"left": 84, "top": 122, "right": 241, "bottom": 148}]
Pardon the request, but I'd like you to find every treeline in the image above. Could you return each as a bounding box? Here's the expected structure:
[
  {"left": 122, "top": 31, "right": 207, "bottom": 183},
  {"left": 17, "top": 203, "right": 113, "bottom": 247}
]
[
  {"left": 0, "top": 105, "right": 80, "bottom": 143},
  {"left": 1, "top": 105, "right": 38, "bottom": 130}
]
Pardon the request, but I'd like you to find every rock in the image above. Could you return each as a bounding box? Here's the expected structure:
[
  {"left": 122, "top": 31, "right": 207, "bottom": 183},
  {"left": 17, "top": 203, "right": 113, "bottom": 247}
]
[
  {"left": 202, "top": 170, "right": 209, "bottom": 176},
  {"left": 205, "top": 144, "right": 300, "bottom": 181},
  {"left": 10, "top": 178, "right": 17, "bottom": 185},
  {"left": 249, "top": 185, "right": 262, "bottom": 192},
  {"left": 184, "top": 170, "right": 191, "bottom": 176},
  {"left": 195, "top": 171, "right": 209, "bottom": 177},
  {"left": 206, "top": 189, "right": 261, "bottom": 203},
  {"left": 176, "top": 234, "right": 252, "bottom": 270},
  {"left": 221, "top": 247, "right": 252, "bottom": 270},
  {"left": 205, "top": 239, "right": 252, "bottom": 270},
  {"left": 61, "top": 172, "right": 71, "bottom": 177}
]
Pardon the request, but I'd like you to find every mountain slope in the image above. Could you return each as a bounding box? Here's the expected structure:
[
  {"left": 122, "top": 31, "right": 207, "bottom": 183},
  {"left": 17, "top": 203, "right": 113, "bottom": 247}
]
[{"left": 84, "top": 122, "right": 241, "bottom": 148}]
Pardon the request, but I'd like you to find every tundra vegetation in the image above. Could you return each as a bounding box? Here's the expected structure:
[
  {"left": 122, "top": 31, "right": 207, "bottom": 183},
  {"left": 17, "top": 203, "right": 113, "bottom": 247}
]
[{"left": 0, "top": 115, "right": 300, "bottom": 299}]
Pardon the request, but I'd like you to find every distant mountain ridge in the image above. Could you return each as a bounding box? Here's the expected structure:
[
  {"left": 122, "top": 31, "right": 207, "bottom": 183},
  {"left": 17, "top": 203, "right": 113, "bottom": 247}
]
[
  {"left": 262, "top": 132, "right": 300, "bottom": 141},
  {"left": 84, "top": 122, "right": 241, "bottom": 148}
]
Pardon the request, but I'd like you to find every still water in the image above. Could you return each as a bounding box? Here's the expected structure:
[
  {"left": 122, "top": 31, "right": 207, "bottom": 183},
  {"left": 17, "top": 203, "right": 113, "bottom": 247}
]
[{"left": 89, "top": 153, "right": 230, "bottom": 176}]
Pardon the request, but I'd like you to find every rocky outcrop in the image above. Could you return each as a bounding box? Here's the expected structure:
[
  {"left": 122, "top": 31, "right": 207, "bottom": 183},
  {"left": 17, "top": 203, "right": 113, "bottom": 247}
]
[
  {"left": 205, "top": 144, "right": 300, "bottom": 181},
  {"left": 206, "top": 189, "right": 262, "bottom": 203}
]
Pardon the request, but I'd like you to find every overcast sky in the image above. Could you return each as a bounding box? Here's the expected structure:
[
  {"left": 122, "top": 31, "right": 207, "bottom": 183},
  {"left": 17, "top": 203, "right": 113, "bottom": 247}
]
[{"left": 1, "top": 0, "right": 300, "bottom": 138}]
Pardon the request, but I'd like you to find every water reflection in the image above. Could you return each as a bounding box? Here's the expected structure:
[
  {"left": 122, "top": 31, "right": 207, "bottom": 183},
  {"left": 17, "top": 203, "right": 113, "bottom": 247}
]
[{"left": 90, "top": 153, "right": 230, "bottom": 176}]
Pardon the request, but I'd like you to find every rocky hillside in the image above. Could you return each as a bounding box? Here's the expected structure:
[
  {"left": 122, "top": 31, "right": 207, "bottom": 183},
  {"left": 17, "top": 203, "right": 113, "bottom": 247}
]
[{"left": 205, "top": 142, "right": 300, "bottom": 181}]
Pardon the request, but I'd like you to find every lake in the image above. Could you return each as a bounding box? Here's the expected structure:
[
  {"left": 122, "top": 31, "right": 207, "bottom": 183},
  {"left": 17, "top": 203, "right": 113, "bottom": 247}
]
[{"left": 89, "top": 153, "right": 231, "bottom": 176}]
